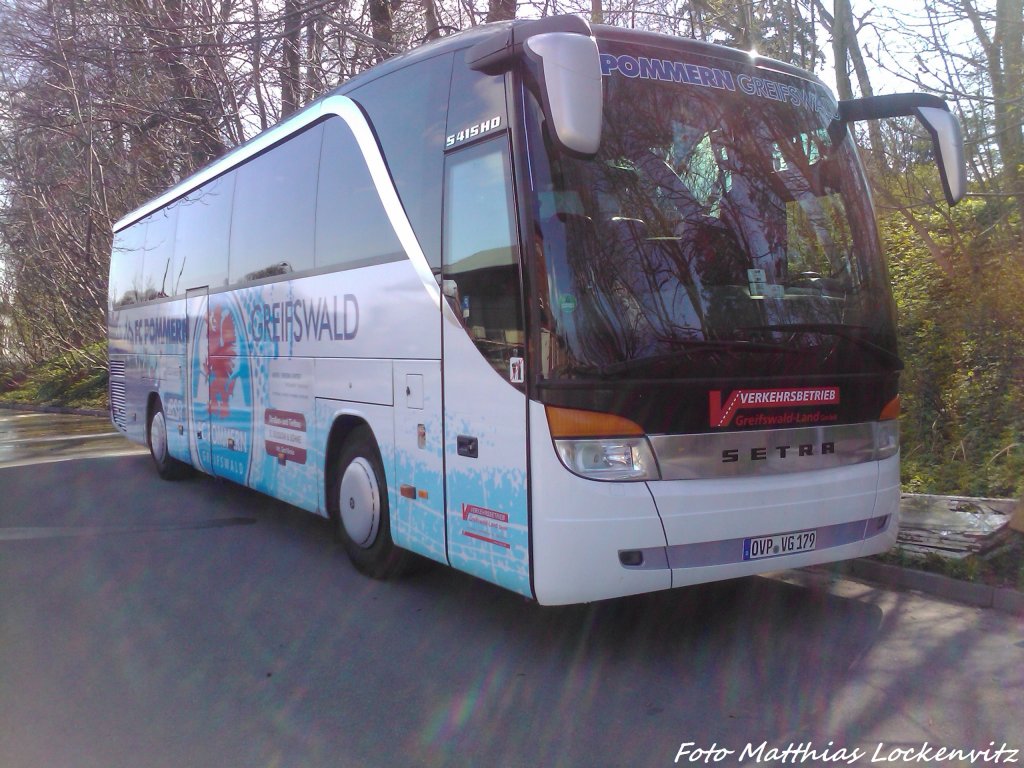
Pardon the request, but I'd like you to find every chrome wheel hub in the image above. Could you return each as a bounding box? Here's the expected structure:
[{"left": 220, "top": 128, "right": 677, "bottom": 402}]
[
  {"left": 150, "top": 411, "right": 167, "bottom": 464},
  {"left": 339, "top": 457, "right": 379, "bottom": 548}
]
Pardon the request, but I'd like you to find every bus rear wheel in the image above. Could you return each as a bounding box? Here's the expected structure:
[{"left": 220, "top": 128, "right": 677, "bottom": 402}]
[
  {"left": 148, "top": 399, "right": 190, "bottom": 480},
  {"left": 330, "top": 426, "right": 410, "bottom": 579}
]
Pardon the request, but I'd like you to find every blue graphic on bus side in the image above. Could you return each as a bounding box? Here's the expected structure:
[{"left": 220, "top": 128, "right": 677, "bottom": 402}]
[
  {"left": 193, "top": 293, "right": 254, "bottom": 487},
  {"left": 600, "top": 53, "right": 736, "bottom": 91},
  {"left": 600, "top": 52, "right": 837, "bottom": 121},
  {"left": 249, "top": 294, "right": 359, "bottom": 344},
  {"left": 445, "top": 466, "right": 531, "bottom": 598}
]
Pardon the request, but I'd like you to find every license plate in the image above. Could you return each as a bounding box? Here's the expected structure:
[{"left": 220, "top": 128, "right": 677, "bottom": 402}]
[{"left": 743, "top": 529, "right": 817, "bottom": 561}]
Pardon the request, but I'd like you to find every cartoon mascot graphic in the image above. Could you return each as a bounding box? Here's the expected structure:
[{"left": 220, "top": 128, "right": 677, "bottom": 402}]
[
  {"left": 205, "top": 304, "right": 238, "bottom": 417},
  {"left": 189, "top": 295, "right": 253, "bottom": 484}
]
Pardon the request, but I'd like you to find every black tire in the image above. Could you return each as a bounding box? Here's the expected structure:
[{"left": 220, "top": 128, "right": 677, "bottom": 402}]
[
  {"left": 329, "top": 425, "right": 410, "bottom": 579},
  {"left": 148, "top": 399, "right": 191, "bottom": 481}
]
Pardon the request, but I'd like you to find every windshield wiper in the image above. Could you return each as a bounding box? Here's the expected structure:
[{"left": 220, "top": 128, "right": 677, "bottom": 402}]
[{"left": 742, "top": 324, "right": 902, "bottom": 367}]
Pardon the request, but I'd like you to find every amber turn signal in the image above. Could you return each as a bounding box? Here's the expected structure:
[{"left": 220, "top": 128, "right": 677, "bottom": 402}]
[
  {"left": 545, "top": 405, "right": 645, "bottom": 438},
  {"left": 879, "top": 395, "right": 901, "bottom": 421}
]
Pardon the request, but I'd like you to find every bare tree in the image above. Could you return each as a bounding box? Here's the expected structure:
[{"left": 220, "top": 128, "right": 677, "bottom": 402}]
[
  {"left": 280, "top": 0, "right": 303, "bottom": 116},
  {"left": 859, "top": 0, "right": 1023, "bottom": 224},
  {"left": 0, "top": 0, "right": 1016, "bottom": 375}
]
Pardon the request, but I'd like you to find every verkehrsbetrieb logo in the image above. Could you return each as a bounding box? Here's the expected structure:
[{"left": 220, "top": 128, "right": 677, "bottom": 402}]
[{"left": 709, "top": 387, "right": 840, "bottom": 428}]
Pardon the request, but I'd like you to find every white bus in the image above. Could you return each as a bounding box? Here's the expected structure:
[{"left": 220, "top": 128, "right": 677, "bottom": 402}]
[{"left": 108, "top": 16, "right": 965, "bottom": 604}]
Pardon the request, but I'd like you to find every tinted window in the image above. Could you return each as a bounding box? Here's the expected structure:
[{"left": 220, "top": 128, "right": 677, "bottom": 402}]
[
  {"left": 230, "top": 124, "right": 322, "bottom": 283},
  {"left": 175, "top": 172, "right": 235, "bottom": 292},
  {"left": 445, "top": 51, "right": 507, "bottom": 149},
  {"left": 526, "top": 45, "right": 895, "bottom": 383},
  {"left": 443, "top": 136, "right": 522, "bottom": 378},
  {"left": 142, "top": 204, "right": 178, "bottom": 300},
  {"left": 316, "top": 117, "right": 403, "bottom": 268},
  {"left": 352, "top": 52, "right": 453, "bottom": 270},
  {"left": 110, "top": 220, "right": 147, "bottom": 308}
]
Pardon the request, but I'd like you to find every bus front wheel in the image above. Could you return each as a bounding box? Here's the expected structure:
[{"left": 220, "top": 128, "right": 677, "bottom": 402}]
[
  {"left": 330, "top": 426, "right": 410, "bottom": 579},
  {"left": 147, "top": 399, "right": 190, "bottom": 480}
]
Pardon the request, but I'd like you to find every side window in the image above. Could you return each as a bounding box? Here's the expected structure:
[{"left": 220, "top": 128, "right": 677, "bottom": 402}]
[
  {"left": 351, "top": 52, "right": 453, "bottom": 271},
  {"left": 316, "top": 117, "right": 404, "bottom": 268},
  {"left": 442, "top": 136, "right": 523, "bottom": 379},
  {"left": 142, "top": 204, "right": 178, "bottom": 300},
  {"left": 230, "top": 124, "right": 322, "bottom": 283},
  {"left": 175, "top": 172, "right": 235, "bottom": 292},
  {"left": 110, "top": 220, "right": 148, "bottom": 308}
]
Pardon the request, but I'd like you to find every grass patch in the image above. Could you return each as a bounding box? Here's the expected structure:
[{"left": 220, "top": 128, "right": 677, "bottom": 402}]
[
  {"left": 874, "top": 531, "right": 1024, "bottom": 591},
  {"left": 0, "top": 343, "right": 108, "bottom": 411}
]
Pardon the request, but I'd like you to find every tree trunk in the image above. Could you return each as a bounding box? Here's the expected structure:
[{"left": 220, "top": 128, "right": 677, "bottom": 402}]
[
  {"left": 832, "top": 0, "right": 854, "bottom": 100},
  {"left": 996, "top": 0, "right": 1024, "bottom": 222},
  {"left": 485, "top": 0, "right": 515, "bottom": 23},
  {"left": 962, "top": 0, "right": 1024, "bottom": 221},
  {"left": 280, "top": 0, "right": 302, "bottom": 117},
  {"left": 369, "top": 0, "right": 395, "bottom": 62},
  {"left": 422, "top": 0, "right": 442, "bottom": 41}
]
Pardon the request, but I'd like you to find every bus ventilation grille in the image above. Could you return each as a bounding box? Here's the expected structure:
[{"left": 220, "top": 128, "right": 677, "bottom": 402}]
[{"left": 109, "top": 359, "right": 127, "bottom": 431}]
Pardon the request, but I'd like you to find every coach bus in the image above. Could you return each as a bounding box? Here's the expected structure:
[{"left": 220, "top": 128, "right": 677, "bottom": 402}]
[{"left": 108, "top": 16, "right": 965, "bottom": 604}]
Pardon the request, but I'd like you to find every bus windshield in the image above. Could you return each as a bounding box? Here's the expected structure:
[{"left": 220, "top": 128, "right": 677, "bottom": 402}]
[{"left": 527, "top": 46, "right": 899, "bottom": 382}]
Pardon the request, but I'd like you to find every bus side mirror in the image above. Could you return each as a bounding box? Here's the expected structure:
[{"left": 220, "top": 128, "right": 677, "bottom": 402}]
[
  {"left": 467, "top": 16, "right": 603, "bottom": 158},
  {"left": 838, "top": 93, "right": 967, "bottom": 205},
  {"left": 522, "top": 33, "right": 603, "bottom": 157},
  {"left": 915, "top": 107, "right": 967, "bottom": 205}
]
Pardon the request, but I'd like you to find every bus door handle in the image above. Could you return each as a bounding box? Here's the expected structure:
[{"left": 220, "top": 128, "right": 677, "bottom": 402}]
[{"left": 457, "top": 435, "right": 478, "bottom": 458}]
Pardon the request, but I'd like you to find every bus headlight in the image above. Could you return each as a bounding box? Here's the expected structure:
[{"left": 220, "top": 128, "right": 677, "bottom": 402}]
[
  {"left": 874, "top": 419, "right": 900, "bottom": 460},
  {"left": 875, "top": 395, "right": 900, "bottom": 460},
  {"left": 554, "top": 437, "right": 660, "bottom": 481}
]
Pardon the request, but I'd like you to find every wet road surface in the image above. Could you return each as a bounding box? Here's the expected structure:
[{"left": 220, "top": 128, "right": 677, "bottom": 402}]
[{"left": 0, "top": 410, "right": 146, "bottom": 469}]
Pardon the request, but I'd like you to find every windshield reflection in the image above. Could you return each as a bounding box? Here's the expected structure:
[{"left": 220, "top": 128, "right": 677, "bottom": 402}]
[{"left": 528, "top": 52, "right": 896, "bottom": 382}]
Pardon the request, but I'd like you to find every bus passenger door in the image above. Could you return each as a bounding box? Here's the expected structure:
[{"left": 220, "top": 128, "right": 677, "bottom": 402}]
[
  {"left": 441, "top": 135, "right": 532, "bottom": 598},
  {"left": 185, "top": 287, "right": 212, "bottom": 473}
]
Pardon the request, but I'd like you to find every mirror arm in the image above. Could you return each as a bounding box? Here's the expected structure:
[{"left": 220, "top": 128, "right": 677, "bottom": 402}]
[
  {"left": 838, "top": 93, "right": 948, "bottom": 123},
  {"left": 466, "top": 15, "right": 594, "bottom": 75},
  {"left": 838, "top": 93, "right": 966, "bottom": 206},
  {"left": 466, "top": 15, "right": 603, "bottom": 159},
  {"left": 465, "top": 29, "right": 517, "bottom": 75}
]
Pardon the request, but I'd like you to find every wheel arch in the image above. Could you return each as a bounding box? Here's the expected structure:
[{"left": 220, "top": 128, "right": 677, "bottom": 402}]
[
  {"left": 145, "top": 391, "right": 161, "bottom": 428},
  {"left": 145, "top": 389, "right": 191, "bottom": 480},
  {"left": 323, "top": 410, "right": 412, "bottom": 579}
]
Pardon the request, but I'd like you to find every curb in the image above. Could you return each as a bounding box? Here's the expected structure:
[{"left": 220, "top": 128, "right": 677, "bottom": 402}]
[
  {"left": 0, "top": 401, "right": 107, "bottom": 418},
  {"left": 817, "top": 559, "right": 1024, "bottom": 616}
]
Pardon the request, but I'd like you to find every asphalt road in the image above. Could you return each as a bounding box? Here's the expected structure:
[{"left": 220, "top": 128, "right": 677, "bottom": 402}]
[{"left": 1, "top": 411, "right": 1022, "bottom": 768}]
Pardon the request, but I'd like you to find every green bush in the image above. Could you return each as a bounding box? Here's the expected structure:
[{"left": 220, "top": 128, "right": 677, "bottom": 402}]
[
  {"left": 0, "top": 342, "right": 108, "bottom": 411},
  {"left": 884, "top": 203, "right": 1024, "bottom": 499}
]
